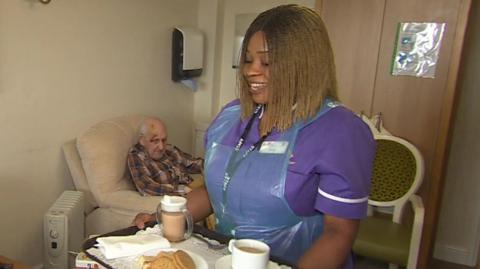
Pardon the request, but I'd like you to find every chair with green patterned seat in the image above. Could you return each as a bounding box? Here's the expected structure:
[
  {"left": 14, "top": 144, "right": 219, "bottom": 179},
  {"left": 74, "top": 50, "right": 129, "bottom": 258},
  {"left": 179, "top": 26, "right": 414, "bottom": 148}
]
[{"left": 353, "top": 134, "right": 425, "bottom": 269}]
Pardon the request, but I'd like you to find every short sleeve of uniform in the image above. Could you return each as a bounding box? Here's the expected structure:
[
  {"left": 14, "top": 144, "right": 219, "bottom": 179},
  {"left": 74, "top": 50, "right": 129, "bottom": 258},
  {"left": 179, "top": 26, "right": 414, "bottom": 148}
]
[
  {"left": 312, "top": 108, "right": 375, "bottom": 219},
  {"left": 286, "top": 107, "right": 375, "bottom": 219}
]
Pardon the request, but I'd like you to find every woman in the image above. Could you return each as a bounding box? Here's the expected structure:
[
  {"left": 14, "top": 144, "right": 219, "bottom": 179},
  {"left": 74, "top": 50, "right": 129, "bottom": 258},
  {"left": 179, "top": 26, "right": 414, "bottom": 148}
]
[{"left": 134, "top": 5, "right": 375, "bottom": 269}]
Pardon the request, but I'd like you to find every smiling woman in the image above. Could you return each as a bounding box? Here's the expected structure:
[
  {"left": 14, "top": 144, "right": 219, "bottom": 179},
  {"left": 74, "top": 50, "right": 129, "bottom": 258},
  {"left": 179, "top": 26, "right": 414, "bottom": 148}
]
[{"left": 134, "top": 5, "right": 375, "bottom": 269}]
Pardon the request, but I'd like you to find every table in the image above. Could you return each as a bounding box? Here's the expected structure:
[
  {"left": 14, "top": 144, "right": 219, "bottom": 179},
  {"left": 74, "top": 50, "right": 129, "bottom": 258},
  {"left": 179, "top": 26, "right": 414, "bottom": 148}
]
[{"left": 82, "top": 221, "right": 296, "bottom": 269}]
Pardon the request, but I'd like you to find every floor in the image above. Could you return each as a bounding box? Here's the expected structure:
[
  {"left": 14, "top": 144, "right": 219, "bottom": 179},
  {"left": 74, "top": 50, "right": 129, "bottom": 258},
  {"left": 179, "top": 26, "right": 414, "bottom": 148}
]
[{"left": 355, "top": 256, "right": 475, "bottom": 269}]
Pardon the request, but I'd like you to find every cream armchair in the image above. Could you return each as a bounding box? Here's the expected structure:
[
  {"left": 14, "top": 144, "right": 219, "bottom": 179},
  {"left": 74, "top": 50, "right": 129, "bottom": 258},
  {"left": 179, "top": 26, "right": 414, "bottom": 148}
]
[{"left": 62, "top": 115, "right": 202, "bottom": 236}]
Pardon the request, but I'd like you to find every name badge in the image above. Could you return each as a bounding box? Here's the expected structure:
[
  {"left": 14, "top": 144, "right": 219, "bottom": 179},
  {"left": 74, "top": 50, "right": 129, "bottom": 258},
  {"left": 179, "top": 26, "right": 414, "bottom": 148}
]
[{"left": 259, "top": 141, "right": 289, "bottom": 154}]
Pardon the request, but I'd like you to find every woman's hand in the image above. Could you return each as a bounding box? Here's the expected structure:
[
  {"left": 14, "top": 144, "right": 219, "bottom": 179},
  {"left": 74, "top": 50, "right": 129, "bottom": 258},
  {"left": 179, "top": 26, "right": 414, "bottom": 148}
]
[{"left": 132, "top": 212, "right": 155, "bottom": 229}]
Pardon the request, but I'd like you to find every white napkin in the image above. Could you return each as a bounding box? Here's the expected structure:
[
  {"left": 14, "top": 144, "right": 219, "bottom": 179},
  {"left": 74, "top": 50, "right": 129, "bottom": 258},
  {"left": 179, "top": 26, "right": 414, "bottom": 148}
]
[{"left": 96, "top": 233, "right": 171, "bottom": 259}]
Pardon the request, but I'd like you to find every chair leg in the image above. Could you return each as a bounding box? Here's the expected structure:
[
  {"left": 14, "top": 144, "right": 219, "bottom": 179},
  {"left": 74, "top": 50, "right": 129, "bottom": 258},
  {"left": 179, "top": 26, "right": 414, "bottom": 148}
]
[{"left": 388, "top": 263, "right": 399, "bottom": 269}]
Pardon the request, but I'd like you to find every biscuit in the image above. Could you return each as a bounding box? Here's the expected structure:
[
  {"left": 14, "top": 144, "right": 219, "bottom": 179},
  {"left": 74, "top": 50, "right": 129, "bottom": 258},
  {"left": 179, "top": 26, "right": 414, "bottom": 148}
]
[
  {"left": 150, "top": 253, "right": 176, "bottom": 269},
  {"left": 173, "top": 250, "right": 196, "bottom": 269},
  {"left": 139, "top": 250, "right": 196, "bottom": 269}
]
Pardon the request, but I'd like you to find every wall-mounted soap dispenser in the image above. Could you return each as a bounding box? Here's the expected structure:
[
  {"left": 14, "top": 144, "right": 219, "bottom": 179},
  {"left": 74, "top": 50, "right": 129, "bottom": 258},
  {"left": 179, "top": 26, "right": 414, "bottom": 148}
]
[{"left": 171, "top": 27, "right": 204, "bottom": 82}]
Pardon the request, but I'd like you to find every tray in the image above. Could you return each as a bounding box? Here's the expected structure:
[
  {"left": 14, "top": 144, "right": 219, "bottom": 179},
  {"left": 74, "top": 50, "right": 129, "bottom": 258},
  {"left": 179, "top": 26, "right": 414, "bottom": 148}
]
[{"left": 82, "top": 221, "right": 295, "bottom": 269}]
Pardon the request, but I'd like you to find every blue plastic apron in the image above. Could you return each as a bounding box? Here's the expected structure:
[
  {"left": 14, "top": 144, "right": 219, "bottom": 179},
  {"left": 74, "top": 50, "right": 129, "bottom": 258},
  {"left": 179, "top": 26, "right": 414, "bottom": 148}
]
[{"left": 204, "top": 100, "right": 337, "bottom": 264}]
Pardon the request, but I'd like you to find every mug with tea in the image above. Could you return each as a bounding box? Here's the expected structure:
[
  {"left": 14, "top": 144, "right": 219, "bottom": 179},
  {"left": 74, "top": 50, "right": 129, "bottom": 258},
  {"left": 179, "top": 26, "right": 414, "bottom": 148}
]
[
  {"left": 228, "top": 239, "right": 270, "bottom": 269},
  {"left": 156, "top": 195, "right": 193, "bottom": 242}
]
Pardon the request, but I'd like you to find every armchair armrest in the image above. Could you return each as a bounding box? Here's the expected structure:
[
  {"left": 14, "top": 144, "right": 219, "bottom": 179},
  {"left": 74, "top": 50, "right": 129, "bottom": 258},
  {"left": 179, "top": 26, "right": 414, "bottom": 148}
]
[
  {"left": 407, "top": 194, "right": 424, "bottom": 269},
  {"left": 102, "top": 190, "right": 163, "bottom": 213}
]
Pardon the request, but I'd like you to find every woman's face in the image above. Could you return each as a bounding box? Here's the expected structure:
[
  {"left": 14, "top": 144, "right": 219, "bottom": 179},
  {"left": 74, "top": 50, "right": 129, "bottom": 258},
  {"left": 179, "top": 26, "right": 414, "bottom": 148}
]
[{"left": 243, "top": 31, "right": 270, "bottom": 104}]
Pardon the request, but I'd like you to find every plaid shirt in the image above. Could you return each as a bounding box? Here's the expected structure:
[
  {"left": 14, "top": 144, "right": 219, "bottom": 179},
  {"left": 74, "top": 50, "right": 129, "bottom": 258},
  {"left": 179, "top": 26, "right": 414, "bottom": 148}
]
[{"left": 127, "top": 143, "right": 203, "bottom": 196}]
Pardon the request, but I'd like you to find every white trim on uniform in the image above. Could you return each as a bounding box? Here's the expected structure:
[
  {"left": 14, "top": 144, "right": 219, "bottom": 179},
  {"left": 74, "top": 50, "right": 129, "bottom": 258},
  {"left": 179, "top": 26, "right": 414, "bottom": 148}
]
[{"left": 318, "top": 188, "right": 368, "bottom": 204}]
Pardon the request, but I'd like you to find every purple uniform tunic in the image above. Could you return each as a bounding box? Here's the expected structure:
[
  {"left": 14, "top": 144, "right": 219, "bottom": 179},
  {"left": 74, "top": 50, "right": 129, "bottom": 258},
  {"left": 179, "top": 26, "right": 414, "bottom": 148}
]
[{"left": 209, "top": 100, "right": 376, "bottom": 268}]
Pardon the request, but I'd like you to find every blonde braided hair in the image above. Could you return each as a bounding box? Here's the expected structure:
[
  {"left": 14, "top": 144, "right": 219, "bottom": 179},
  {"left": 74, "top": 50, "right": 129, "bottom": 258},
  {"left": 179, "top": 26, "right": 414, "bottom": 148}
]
[{"left": 237, "top": 4, "right": 339, "bottom": 136}]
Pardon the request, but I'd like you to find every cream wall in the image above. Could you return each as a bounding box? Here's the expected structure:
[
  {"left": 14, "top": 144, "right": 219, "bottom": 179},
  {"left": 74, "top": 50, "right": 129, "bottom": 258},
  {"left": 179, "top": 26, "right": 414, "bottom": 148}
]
[
  {"left": 194, "top": 0, "right": 219, "bottom": 125},
  {"left": 434, "top": 0, "right": 480, "bottom": 266},
  {"left": 0, "top": 0, "right": 199, "bottom": 266},
  {"left": 192, "top": 0, "right": 221, "bottom": 157}
]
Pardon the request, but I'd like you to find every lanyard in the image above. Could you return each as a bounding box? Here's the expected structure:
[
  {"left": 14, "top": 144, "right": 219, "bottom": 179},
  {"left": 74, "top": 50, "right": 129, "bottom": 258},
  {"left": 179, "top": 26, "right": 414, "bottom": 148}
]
[{"left": 222, "top": 105, "right": 270, "bottom": 192}]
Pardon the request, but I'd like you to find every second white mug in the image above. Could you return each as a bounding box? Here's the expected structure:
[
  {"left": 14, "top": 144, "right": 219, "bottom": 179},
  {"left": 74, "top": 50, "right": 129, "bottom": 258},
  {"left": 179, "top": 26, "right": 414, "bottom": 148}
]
[{"left": 228, "top": 239, "right": 270, "bottom": 269}]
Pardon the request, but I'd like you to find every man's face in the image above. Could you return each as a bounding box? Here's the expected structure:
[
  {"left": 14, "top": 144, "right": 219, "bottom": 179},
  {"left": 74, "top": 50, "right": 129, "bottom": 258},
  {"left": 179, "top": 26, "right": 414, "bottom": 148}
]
[{"left": 140, "top": 121, "right": 167, "bottom": 160}]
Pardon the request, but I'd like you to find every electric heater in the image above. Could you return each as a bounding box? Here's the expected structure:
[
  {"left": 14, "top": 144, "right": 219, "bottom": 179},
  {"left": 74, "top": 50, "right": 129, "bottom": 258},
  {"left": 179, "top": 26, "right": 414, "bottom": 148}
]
[{"left": 43, "top": 190, "right": 84, "bottom": 269}]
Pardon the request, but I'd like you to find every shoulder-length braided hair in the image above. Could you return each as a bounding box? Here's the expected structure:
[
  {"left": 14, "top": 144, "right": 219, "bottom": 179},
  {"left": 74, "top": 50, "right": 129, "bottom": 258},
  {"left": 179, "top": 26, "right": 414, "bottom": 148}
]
[{"left": 237, "top": 4, "right": 338, "bottom": 136}]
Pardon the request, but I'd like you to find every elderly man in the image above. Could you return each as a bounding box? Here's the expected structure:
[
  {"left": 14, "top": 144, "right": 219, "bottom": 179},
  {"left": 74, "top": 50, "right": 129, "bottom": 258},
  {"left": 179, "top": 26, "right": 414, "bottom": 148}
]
[{"left": 127, "top": 117, "right": 203, "bottom": 196}]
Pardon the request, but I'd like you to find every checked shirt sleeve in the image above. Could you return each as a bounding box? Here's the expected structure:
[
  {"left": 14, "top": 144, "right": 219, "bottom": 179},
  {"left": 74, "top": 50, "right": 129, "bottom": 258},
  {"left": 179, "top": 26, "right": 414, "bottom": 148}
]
[
  {"left": 127, "top": 146, "right": 185, "bottom": 196},
  {"left": 168, "top": 145, "right": 204, "bottom": 174}
]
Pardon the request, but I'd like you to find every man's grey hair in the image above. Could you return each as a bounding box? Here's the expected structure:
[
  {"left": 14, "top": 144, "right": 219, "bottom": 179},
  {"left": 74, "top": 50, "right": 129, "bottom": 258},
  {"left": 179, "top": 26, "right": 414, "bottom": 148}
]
[
  {"left": 138, "top": 121, "right": 148, "bottom": 138},
  {"left": 137, "top": 117, "right": 164, "bottom": 140}
]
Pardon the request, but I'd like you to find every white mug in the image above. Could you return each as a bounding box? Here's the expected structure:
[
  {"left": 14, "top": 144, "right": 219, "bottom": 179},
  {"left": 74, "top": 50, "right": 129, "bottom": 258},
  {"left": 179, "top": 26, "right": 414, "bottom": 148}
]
[{"left": 228, "top": 239, "right": 270, "bottom": 269}]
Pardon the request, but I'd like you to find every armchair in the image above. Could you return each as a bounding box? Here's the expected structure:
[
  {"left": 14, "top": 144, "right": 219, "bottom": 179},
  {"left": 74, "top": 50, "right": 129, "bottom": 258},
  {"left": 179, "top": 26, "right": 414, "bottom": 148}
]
[
  {"left": 353, "top": 117, "right": 425, "bottom": 269},
  {"left": 62, "top": 115, "right": 203, "bottom": 236}
]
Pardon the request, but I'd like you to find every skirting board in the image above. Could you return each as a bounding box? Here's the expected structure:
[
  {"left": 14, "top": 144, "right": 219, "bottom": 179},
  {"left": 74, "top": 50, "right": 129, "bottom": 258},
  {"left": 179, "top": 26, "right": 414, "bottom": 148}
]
[{"left": 434, "top": 243, "right": 478, "bottom": 266}]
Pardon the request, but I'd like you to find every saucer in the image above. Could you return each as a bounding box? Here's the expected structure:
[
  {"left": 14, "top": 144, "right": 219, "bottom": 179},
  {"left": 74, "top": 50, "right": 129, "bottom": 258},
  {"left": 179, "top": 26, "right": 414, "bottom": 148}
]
[{"left": 215, "top": 255, "right": 280, "bottom": 269}]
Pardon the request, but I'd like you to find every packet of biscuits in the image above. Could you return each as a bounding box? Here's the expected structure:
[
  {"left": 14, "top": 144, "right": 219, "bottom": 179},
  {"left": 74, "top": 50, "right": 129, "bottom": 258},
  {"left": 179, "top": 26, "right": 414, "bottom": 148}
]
[{"left": 139, "top": 250, "right": 196, "bottom": 269}]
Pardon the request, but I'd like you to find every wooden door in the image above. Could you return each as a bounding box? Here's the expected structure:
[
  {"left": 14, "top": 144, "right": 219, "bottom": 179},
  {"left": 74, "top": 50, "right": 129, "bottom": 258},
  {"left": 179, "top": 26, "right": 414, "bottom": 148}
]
[
  {"left": 319, "top": 0, "right": 385, "bottom": 115},
  {"left": 317, "top": 0, "right": 472, "bottom": 268}
]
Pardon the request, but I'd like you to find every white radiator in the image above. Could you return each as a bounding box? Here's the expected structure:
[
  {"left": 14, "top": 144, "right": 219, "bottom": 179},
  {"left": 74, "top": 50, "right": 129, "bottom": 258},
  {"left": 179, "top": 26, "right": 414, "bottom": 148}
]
[{"left": 43, "top": 190, "right": 85, "bottom": 269}]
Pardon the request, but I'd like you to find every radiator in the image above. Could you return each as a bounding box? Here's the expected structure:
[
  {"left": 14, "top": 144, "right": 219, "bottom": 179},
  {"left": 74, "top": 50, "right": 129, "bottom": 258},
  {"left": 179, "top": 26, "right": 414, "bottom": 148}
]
[{"left": 43, "top": 190, "right": 85, "bottom": 269}]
